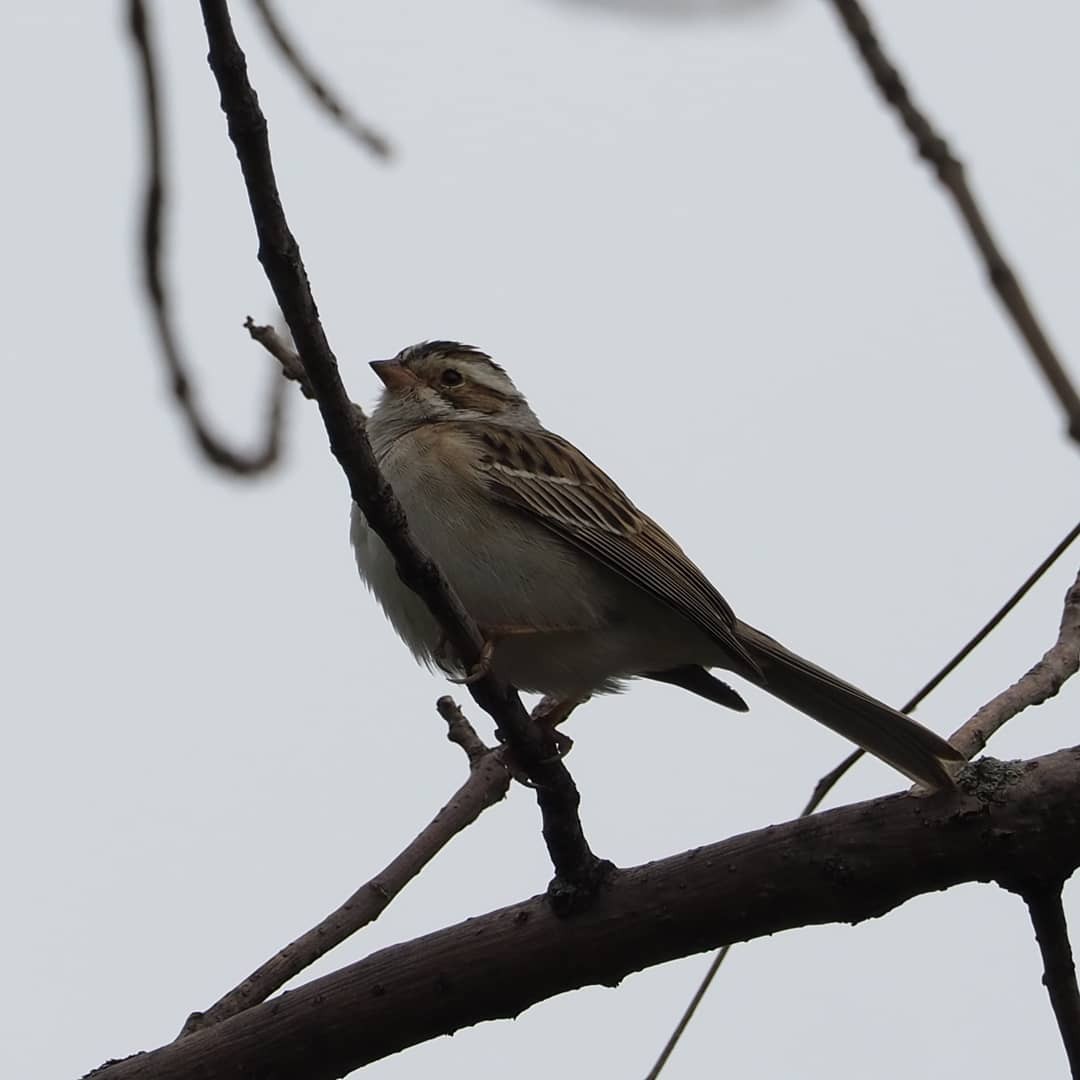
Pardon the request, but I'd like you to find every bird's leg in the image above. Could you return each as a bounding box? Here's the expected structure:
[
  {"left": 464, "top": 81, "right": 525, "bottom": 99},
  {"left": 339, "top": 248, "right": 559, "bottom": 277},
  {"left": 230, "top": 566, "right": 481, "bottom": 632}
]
[{"left": 445, "top": 623, "right": 546, "bottom": 685}]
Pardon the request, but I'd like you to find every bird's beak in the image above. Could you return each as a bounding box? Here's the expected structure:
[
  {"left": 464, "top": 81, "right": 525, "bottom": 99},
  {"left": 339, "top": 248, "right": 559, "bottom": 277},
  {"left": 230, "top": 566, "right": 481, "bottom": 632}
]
[{"left": 369, "top": 358, "right": 418, "bottom": 391}]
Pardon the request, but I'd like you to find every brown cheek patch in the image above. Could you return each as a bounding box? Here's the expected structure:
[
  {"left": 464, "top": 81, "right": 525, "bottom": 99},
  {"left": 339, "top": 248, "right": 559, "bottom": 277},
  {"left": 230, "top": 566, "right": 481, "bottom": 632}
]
[{"left": 453, "top": 384, "right": 511, "bottom": 414}]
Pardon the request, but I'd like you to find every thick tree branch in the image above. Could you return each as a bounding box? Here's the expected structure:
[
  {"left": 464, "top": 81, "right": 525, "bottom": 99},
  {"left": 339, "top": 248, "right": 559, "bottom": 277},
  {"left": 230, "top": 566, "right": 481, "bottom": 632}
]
[
  {"left": 1019, "top": 883, "right": 1080, "bottom": 1078},
  {"left": 827, "top": 0, "right": 1080, "bottom": 446},
  {"left": 250, "top": 0, "right": 392, "bottom": 159},
  {"left": 197, "top": 0, "right": 604, "bottom": 898},
  {"left": 178, "top": 700, "right": 509, "bottom": 1036},
  {"left": 85, "top": 745, "right": 1080, "bottom": 1080},
  {"left": 127, "top": 0, "right": 286, "bottom": 475}
]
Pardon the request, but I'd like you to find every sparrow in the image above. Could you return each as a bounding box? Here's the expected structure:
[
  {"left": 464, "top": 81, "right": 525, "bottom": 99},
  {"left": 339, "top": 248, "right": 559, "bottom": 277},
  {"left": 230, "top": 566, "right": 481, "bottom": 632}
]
[{"left": 351, "top": 341, "right": 963, "bottom": 790}]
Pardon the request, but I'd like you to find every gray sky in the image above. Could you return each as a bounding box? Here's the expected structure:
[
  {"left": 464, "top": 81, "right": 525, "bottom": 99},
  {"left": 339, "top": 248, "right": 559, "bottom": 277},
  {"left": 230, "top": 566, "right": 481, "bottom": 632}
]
[{"left": 3, "top": 3, "right": 1078, "bottom": 1078}]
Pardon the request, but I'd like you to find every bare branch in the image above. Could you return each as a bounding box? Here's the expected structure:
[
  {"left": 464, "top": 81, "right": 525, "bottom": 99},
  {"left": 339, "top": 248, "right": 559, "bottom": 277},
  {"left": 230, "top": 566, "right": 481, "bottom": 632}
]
[
  {"left": 827, "top": 0, "right": 1080, "bottom": 446},
  {"left": 250, "top": 0, "right": 392, "bottom": 159},
  {"left": 197, "top": 0, "right": 605, "bottom": 900},
  {"left": 244, "top": 317, "right": 314, "bottom": 398},
  {"left": 1019, "top": 883, "right": 1080, "bottom": 1077},
  {"left": 127, "top": 0, "right": 287, "bottom": 476},
  {"left": 84, "top": 744, "right": 1080, "bottom": 1080},
  {"left": 178, "top": 700, "right": 509, "bottom": 1036},
  {"left": 949, "top": 568, "right": 1080, "bottom": 759}
]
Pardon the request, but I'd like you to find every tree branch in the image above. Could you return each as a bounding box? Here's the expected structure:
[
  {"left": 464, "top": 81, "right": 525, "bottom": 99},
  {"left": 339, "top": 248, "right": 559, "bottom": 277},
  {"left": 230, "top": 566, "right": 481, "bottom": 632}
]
[
  {"left": 178, "top": 699, "right": 509, "bottom": 1036},
  {"left": 197, "top": 0, "right": 605, "bottom": 899},
  {"left": 127, "top": 0, "right": 287, "bottom": 476},
  {"left": 84, "top": 744, "right": 1080, "bottom": 1080},
  {"left": 949, "top": 568, "right": 1080, "bottom": 759},
  {"left": 826, "top": 0, "right": 1080, "bottom": 446},
  {"left": 1019, "top": 882, "right": 1080, "bottom": 1078},
  {"left": 250, "top": 0, "right": 392, "bottom": 159}
]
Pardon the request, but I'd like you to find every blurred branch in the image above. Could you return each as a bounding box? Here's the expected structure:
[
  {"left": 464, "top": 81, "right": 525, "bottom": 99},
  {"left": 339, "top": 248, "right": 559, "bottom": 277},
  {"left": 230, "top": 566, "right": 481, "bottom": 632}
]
[
  {"left": 86, "top": 744, "right": 1080, "bottom": 1080},
  {"left": 127, "top": 0, "right": 287, "bottom": 476},
  {"left": 197, "top": 0, "right": 606, "bottom": 902},
  {"left": 250, "top": 0, "right": 392, "bottom": 159},
  {"left": 1019, "top": 883, "right": 1080, "bottom": 1077},
  {"left": 178, "top": 698, "right": 509, "bottom": 1036},
  {"left": 826, "top": 0, "right": 1080, "bottom": 446}
]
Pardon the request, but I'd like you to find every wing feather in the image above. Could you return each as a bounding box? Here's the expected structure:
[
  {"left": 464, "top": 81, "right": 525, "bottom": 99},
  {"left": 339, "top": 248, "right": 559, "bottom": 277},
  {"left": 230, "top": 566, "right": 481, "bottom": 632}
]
[{"left": 465, "top": 424, "right": 760, "bottom": 675}]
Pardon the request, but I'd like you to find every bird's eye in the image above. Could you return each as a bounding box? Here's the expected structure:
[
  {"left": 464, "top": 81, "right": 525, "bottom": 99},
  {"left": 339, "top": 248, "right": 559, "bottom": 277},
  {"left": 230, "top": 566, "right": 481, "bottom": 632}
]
[{"left": 440, "top": 368, "right": 464, "bottom": 387}]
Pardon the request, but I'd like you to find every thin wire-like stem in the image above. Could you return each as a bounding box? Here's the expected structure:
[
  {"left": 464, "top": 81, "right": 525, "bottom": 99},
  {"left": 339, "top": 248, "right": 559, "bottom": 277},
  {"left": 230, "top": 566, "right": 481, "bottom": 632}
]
[{"left": 643, "top": 946, "right": 731, "bottom": 1080}]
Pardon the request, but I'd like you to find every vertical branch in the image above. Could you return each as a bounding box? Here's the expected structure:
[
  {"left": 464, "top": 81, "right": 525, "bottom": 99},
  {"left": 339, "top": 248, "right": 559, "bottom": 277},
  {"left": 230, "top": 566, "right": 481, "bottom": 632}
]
[
  {"left": 1021, "top": 883, "right": 1080, "bottom": 1078},
  {"left": 127, "top": 0, "right": 286, "bottom": 475},
  {"left": 827, "top": 0, "right": 1080, "bottom": 445}
]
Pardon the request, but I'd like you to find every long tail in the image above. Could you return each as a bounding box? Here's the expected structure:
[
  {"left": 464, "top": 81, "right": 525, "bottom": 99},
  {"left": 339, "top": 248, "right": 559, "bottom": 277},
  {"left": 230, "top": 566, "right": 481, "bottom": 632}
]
[{"left": 734, "top": 621, "right": 964, "bottom": 790}]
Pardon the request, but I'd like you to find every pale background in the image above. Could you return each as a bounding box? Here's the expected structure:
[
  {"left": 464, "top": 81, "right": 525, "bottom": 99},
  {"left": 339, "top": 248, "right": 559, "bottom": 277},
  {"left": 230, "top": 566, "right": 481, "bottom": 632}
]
[{"left": 3, "top": 2, "right": 1078, "bottom": 1078}]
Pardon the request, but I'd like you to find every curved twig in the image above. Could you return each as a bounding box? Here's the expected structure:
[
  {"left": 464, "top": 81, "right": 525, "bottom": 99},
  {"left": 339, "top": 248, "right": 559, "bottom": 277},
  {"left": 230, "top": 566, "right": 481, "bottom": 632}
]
[{"left": 128, "top": 0, "right": 286, "bottom": 476}]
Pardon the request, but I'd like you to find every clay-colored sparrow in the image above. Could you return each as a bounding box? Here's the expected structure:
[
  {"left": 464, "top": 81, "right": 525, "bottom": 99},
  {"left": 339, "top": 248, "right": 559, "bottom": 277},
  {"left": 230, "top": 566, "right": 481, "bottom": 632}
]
[{"left": 351, "top": 341, "right": 962, "bottom": 789}]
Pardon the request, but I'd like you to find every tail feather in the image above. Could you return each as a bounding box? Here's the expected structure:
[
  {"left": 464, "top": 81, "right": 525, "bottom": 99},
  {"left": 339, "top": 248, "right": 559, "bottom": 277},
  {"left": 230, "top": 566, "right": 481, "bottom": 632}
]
[{"left": 734, "top": 621, "right": 964, "bottom": 790}]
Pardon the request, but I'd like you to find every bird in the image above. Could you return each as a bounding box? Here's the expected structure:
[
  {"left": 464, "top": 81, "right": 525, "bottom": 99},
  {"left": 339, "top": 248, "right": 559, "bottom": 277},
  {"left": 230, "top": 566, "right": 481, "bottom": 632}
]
[{"left": 350, "top": 341, "right": 963, "bottom": 790}]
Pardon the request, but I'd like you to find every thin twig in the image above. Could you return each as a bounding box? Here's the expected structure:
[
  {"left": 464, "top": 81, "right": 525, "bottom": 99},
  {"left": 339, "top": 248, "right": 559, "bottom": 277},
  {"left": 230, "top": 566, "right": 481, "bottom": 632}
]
[
  {"left": 648, "top": 524, "right": 1080, "bottom": 1078},
  {"left": 127, "top": 0, "right": 287, "bottom": 476},
  {"left": 643, "top": 946, "right": 731, "bottom": 1080},
  {"left": 1019, "top": 883, "right": 1080, "bottom": 1078},
  {"left": 198, "top": 0, "right": 606, "bottom": 903},
  {"left": 250, "top": 0, "right": 392, "bottom": 159},
  {"left": 178, "top": 700, "right": 508, "bottom": 1036},
  {"left": 827, "top": 0, "right": 1080, "bottom": 445},
  {"left": 802, "top": 519, "right": 1080, "bottom": 815},
  {"left": 949, "top": 567, "right": 1080, "bottom": 759},
  {"left": 245, "top": 316, "right": 315, "bottom": 398}
]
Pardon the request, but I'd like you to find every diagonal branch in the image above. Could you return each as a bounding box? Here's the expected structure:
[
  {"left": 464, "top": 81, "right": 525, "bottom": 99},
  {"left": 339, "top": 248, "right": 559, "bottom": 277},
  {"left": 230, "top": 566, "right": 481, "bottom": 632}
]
[
  {"left": 178, "top": 699, "right": 509, "bottom": 1037},
  {"left": 197, "top": 0, "right": 606, "bottom": 901},
  {"left": 949, "top": 568, "right": 1080, "bottom": 758},
  {"left": 127, "top": 0, "right": 287, "bottom": 476},
  {"left": 826, "top": 0, "right": 1080, "bottom": 446},
  {"left": 83, "top": 744, "right": 1080, "bottom": 1080},
  {"left": 250, "top": 0, "right": 392, "bottom": 159}
]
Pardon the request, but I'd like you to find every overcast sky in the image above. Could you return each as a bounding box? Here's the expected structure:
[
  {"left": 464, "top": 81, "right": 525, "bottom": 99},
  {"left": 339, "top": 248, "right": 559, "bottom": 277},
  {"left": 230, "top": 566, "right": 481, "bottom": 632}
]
[{"left": 3, "top": 3, "right": 1078, "bottom": 1078}]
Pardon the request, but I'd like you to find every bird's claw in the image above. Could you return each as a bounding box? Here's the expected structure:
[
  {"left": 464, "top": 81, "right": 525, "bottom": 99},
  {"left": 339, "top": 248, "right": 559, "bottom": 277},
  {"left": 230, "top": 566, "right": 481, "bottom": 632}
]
[{"left": 447, "top": 638, "right": 496, "bottom": 685}]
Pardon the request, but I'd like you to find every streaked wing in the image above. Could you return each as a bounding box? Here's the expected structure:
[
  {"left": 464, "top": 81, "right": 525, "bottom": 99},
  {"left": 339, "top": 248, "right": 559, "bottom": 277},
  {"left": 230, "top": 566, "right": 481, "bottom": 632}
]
[{"left": 465, "top": 423, "right": 759, "bottom": 675}]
